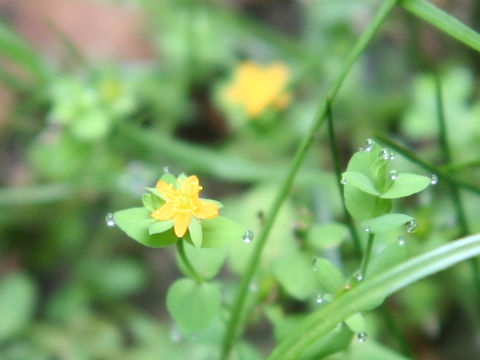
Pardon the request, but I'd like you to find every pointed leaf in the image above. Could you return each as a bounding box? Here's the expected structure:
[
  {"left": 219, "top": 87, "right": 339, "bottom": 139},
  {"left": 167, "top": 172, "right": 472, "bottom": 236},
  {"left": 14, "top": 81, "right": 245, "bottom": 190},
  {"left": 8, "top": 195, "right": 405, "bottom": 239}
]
[
  {"left": 342, "top": 171, "right": 380, "bottom": 196},
  {"left": 149, "top": 219, "right": 174, "bottom": 235},
  {"left": 114, "top": 207, "right": 178, "bottom": 247},
  {"left": 189, "top": 217, "right": 203, "bottom": 248},
  {"left": 381, "top": 173, "right": 430, "bottom": 199},
  {"left": 361, "top": 213, "right": 414, "bottom": 234}
]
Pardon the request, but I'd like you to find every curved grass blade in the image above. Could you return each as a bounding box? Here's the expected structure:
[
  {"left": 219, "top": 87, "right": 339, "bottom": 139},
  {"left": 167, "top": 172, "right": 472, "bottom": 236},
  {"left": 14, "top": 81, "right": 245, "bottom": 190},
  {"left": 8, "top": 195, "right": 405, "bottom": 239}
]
[
  {"left": 268, "top": 232, "right": 480, "bottom": 359},
  {"left": 400, "top": 0, "right": 480, "bottom": 52}
]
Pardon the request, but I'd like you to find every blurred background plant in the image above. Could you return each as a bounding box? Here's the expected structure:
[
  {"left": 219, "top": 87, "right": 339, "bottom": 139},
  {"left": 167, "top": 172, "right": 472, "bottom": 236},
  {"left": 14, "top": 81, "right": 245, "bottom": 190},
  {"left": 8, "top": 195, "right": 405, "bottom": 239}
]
[{"left": 1, "top": 0, "right": 480, "bottom": 359}]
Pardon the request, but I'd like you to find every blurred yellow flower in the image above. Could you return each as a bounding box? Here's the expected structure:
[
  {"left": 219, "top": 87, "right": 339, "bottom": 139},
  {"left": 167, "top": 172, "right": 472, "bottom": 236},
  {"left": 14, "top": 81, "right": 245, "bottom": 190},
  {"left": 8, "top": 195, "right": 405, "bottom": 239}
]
[
  {"left": 224, "top": 61, "right": 291, "bottom": 117},
  {"left": 151, "top": 175, "right": 219, "bottom": 237}
]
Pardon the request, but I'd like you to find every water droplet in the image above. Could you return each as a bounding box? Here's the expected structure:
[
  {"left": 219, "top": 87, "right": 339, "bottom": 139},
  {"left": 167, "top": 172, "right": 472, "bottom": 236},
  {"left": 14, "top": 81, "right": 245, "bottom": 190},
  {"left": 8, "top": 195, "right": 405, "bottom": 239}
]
[
  {"left": 243, "top": 230, "right": 254, "bottom": 243},
  {"left": 315, "top": 294, "right": 324, "bottom": 304},
  {"left": 389, "top": 170, "right": 398, "bottom": 180},
  {"left": 397, "top": 237, "right": 406, "bottom": 246},
  {"left": 163, "top": 166, "right": 170, "bottom": 174},
  {"left": 389, "top": 152, "right": 396, "bottom": 160},
  {"left": 340, "top": 174, "right": 348, "bottom": 185},
  {"left": 191, "top": 334, "right": 198, "bottom": 341},
  {"left": 357, "top": 332, "right": 368, "bottom": 343},
  {"left": 249, "top": 281, "right": 259, "bottom": 293},
  {"left": 430, "top": 174, "right": 438, "bottom": 185},
  {"left": 406, "top": 219, "right": 418, "bottom": 233},
  {"left": 364, "top": 226, "right": 371, "bottom": 233},
  {"left": 312, "top": 257, "right": 318, "bottom": 271},
  {"left": 354, "top": 272, "right": 364, "bottom": 282},
  {"left": 105, "top": 213, "right": 115, "bottom": 227},
  {"left": 380, "top": 149, "right": 390, "bottom": 160},
  {"left": 360, "top": 138, "right": 374, "bottom": 152},
  {"left": 169, "top": 328, "right": 182, "bottom": 343}
]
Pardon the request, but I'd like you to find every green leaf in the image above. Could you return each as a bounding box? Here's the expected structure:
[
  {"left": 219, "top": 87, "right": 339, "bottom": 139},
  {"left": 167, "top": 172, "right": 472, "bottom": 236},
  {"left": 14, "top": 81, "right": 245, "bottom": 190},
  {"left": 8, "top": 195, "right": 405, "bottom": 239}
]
[
  {"left": 0, "top": 272, "right": 37, "bottom": 341},
  {"left": 268, "top": 233, "right": 480, "bottom": 359},
  {"left": 400, "top": 0, "right": 480, "bottom": 52},
  {"left": 344, "top": 313, "right": 365, "bottom": 333},
  {"left": 344, "top": 184, "right": 392, "bottom": 221},
  {"left": 114, "top": 207, "right": 178, "bottom": 247},
  {"left": 160, "top": 173, "right": 178, "bottom": 187},
  {"left": 166, "top": 278, "right": 221, "bottom": 333},
  {"left": 185, "top": 216, "right": 246, "bottom": 248},
  {"left": 361, "top": 213, "right": 414, "bottom": 234},
  {"left": 381, "top": 173, "right": 430, "bottom": 199},
  {"left": 346, "top": 151, "right": 371, "bottom": 176},
  {"left": 177, "top": 242, "right": 227, "bottom": 280},
  {"left": 141, "top": 193, "right": 156, "bottom": 212},
  {"left": 369, "top": 240, "right": 409, "bottom": 276},
  {"left": 314, "top": 258, "right": 346, "bottom": 294},
  {"left": 273, "top": 252, "right": 319, "bottom": 300},
  {"left": 342, "top": 171, "right": 380, "bottom": 196},
  {"left": 189, "top": 217, "right": 203, "bottom": 248},
  {"left": 149, "top": 220, "right": 174, "bottom": 235},
  {"left": 308, "top": 223, "right": 349, "bottom": 249}
]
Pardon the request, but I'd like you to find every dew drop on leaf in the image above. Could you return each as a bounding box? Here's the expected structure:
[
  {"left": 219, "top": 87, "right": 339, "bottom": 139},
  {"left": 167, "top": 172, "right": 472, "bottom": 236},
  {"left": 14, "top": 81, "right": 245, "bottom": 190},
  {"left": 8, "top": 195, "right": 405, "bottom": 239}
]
[
  {"left": 354, "top": 272, "right": 364, "bottom": 282},
  {"left": 105, "top": 213, "right": 116, "bottom": 227},
  {"left": 357, "top": 332, "right": 368, "bottom": 343},
  {"left": 406, "top": 219, "right": 418, "bottom": 233},
  {"left": 430, "top": 174, "right": 439, "bottom": 185},
  {"left": 242, "top": 230, "right": 254, "bottom": 243},
  {"left": 364, "top": 226, "right": 371, "bottom": 233},
  {"left": 163, "top": 166, "right": 170, "bottom": 174},
  {"left": 360, "top": 138, "right": 374, "bottom": 152},
  {"left": 315, "top": 294, "right": 324, "bottom": 304},
  {"left": 340, "top": 174, "right": 347, "bottom": 185},
  {"left": 397, "top": 236, "right": 406, "bottom": 246},
  {"left": 389, "top": 170, "right": 398, "bottom": 180},
  {"left": 379, "top": 149, "right": 390, "bottom": 160},
  {"left": 312, "top": 257, "right": 318, "bottom": 271}
]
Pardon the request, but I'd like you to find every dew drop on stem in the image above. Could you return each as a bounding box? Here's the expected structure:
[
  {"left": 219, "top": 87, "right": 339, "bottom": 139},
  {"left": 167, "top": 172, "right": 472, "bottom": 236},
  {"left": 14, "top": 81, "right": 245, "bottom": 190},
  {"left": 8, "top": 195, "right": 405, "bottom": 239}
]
[
  {"left": 340, "top": 174, "right": 347, "bottom": 185},
  {"left": 430, "top": 174, "right": 439, "bottom": 185},
  {"left": 105, "top": 213, "right": 116, "bottom": 227},
  {"left": 163, "top": 166, "right": 170, "bottom": 174},
  {"left": 364, "top": 226, "right": 371, "bottom": 233},
  {"left": 357, "top": 332, "right": 368, "bottom": 343},
  {"left": 312, "top": 257, "right": 318, "bottom": 271},
  {"left": 243, "top": 230, "right": 254, "bottom": 243}
]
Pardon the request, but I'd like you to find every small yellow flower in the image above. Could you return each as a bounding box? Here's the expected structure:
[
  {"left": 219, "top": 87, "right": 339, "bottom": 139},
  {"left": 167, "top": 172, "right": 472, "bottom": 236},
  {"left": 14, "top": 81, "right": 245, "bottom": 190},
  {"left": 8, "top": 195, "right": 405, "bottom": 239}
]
[
  {"left": 224, "top": 61, "right": 291, "bottom": 117},
  {"left": 151, "top": 175, "right": 219, "bottom": 237}
]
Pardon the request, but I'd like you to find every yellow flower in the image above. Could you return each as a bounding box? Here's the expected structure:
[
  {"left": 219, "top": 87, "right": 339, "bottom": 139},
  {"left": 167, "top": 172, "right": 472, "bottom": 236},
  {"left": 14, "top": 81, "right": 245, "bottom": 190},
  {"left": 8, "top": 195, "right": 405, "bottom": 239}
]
[
  {"left": 151, "top": 175, "right": 219, "bottom": 237},
  {"left": 224, "top": 61, "right": 291, "bottom": 117}
]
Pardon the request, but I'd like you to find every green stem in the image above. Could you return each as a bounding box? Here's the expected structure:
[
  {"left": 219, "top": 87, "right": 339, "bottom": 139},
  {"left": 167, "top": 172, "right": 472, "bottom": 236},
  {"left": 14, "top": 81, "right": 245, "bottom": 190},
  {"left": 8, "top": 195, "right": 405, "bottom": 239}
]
[
  {"left": 176, "top": 240, "right": 203, "bottom": 283},
  {"left": 440, "top": 158, "right": 480, "bottom": 173},
  {"left": 219, "top": 1, "right": 399, "bottom": 358},
  {"left": 359, "top": 233, "right": 375, "bottom": 279},
  {"left": 326, "top": 99, "right": 362, "bottom": 256},
  {"left": 373, "top": 134, "right": 480, "bottom": 196}
]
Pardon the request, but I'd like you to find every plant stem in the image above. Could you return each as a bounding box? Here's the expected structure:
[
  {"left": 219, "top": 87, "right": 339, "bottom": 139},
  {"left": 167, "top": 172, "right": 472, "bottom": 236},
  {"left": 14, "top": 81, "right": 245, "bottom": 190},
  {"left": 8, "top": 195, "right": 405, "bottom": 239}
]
[
  {"left": 326, "top": 99, "right": 362, "bottom": 256},
  {"left": 373, "top": 134, "right": 480, "bottom": 196},
  {"left": 359, "top": 233, "right": 375, "bottom": 278},
  {"left": 219, "top": 1, "right": 399, "bottom": 358},
  {"left": 176, "top": 240, "right": 203, "bottom": 283}
]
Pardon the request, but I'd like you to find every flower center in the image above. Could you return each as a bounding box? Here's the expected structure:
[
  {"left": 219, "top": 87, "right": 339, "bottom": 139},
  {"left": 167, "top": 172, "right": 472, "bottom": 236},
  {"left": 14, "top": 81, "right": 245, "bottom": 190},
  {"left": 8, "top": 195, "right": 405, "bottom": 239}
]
[{"left": 177, "top": 195, "right": 195, "bottom": 210}]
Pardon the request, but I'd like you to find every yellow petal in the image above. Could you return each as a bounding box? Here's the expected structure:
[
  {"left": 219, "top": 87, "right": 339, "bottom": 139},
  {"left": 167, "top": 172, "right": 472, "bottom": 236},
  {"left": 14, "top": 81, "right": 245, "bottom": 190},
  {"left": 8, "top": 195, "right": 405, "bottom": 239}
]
[
  {"left": 156, "top": 180, "right": 176, "bottom": 201},
  {"left": 151, "top": 202, "right": 176, "bottom": 221},
  {"left": 194, "top": 200, "right": 219, "bottom": 219},
  {"left": 181, "top": 176, "right": 200, "bottom": 197},
  {"left": 174, "top": 212, "right": 191, "bottom": 237}
]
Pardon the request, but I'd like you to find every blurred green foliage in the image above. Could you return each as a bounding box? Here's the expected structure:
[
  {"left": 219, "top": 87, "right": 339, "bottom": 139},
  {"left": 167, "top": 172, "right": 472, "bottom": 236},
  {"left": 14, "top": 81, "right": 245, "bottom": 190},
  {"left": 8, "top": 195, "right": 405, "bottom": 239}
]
[{"left": 1, "top": 0, "right": 480, "bottom": 359}]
